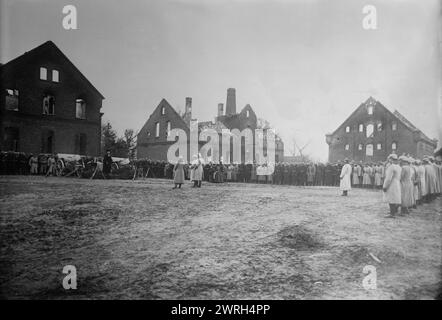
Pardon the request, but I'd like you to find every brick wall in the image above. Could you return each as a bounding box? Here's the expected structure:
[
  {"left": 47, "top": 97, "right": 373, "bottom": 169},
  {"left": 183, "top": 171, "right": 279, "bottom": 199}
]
[
  {"left": 0, "top": 42, "right": 103, "bottom": 156},
  {"left": 327, "top": 101, "right": 436, "bottom": 162}
]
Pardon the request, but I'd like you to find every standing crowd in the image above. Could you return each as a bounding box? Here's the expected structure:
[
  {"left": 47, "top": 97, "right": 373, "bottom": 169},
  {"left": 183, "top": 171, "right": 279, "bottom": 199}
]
[
  {"left": 381, "top": 154, "right": 441, "bottom": 218},
  {"left": 338, "top": 154, "right": 442, "bottom": 217}
]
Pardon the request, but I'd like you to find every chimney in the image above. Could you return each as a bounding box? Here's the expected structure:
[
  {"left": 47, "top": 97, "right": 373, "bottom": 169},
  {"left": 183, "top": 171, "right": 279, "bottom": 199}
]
[
  {"left": 183, "top": 97, "right": 192, "bottom": 125},
  {"left": 217, "top": 103, "right": 224, "bottom": 117},
  {"left": 226, "top": 88, "right": 236, "bottom": 115}
]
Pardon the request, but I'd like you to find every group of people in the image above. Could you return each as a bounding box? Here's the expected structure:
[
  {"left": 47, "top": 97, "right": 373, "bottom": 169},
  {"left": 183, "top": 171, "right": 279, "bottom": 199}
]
[
  {"left": 166, "top": 160, "right": 356, "bottom": 187},
  {"left": 0, "top": 152, "right": 59, "bottom": 176},
  {"left": 339, "top": 154, "right": 442, "bottom": 217}
]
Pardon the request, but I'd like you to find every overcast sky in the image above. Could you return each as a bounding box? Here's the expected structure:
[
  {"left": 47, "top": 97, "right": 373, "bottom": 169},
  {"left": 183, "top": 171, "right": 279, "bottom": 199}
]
[{"left": 1, "top": 0, "right": 440, "bottom": 161}]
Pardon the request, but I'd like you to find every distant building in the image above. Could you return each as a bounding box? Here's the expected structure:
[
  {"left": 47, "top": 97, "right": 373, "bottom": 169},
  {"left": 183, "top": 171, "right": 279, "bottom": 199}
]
[
  {"left": 326, "top": 97, "right": 438, "bottom": 162},
  {"left": 137, "top": 88, "right": 284, "bottom": 162},
  {"left": 0, "top": 41, "right": 104, "bottom": 156}
]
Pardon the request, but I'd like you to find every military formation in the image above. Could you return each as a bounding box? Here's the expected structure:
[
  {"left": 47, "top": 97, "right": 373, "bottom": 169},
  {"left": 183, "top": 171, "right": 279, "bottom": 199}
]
[
  {"left": 2, "top": 150, "right": 441, "bottom": 215},
  {"left": 381, "top": 154, "right": 441, "bottom": 218},
  {"left": 0, "top": 152, "right": 60, "bottom": 176}
]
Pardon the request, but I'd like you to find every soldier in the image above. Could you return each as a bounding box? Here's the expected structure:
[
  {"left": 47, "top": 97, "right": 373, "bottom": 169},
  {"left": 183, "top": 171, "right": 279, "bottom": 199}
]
[
  {"left": 362, "top": 163, "right": 371, "bottom": 188},
  {"left": 307, "top": 162, "right": 316, "bottom": 186},
  {"left": 339, "top": 158, "right": 352, "bottom": 196},
  {"left": 39, "top": 154, "right": 48, "bottom": 175},
  {"left": 324, "top": 163, "right": 333, "bottom": 186},
  {"left": 103, "top": 150, "right": 113, "bottom": 179},
  {"left": 315, "top": 163, "right": 324, "bottom": 186},
  {"left": 299, "top": 163, "right": 308, "bottom": 186},
  {"left": 46, "top": 154, "right": 56, "bottom": 177},
  {"left": 399, "top": 156, "right": 414, "bottom": 214},
  {"left": 273, "top": 162, "right": 281, "bottom": 184},
  {"left": 374, "top": 163, "right": 383, "bottom": 189},
  {"left": 383, "top": 154, "right": 402, "bottom": 218},
  {"left": 172, "top": 157, "right": 185, "bottom": 189},
  {"left": 29, "top": 154, "right": 39, "bottom": 175},
  {"left": 290, "top": 163, "right": 296, "bottom": 185},
  {"left": 416, "top": 159, "right": 426, "bottom": 204},
  {"left": 410, "top": 159, "right": 419, "bottom": 208},
  {"left": 357, "top": 160, "right": 364, "bottom": 187},
  {"left": 423, "top": 157, "right": 437, "bottom": 202},
  {"left": 430, "top": 157, "right": 441, "bottom": 196},
  {"left": 245, "top": 163, "right": 252, "bottom": 183},
  {"left": 352, "top": 162, "right": 360, "bottom": 187}
]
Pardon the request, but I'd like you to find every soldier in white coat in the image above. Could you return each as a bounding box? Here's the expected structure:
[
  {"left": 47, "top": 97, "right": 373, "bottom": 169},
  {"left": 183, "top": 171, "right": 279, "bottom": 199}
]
[
  {"left": 383, "top": 154, "right": 402, "bottom": 218},
  {"left": 339, "top": 158, "right": 352, "bottom": 196}
]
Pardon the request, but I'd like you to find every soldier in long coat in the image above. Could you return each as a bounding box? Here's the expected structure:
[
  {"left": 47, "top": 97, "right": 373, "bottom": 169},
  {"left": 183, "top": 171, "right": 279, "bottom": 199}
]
[
  {"left": 383, "top": 154, "right": 402, "bottom": 218},
  {"left": 362, "top": 164, "right": 372, "bottom": 188},
  {"left": 339, "top": 158, "right": 352, "bottom": 196},
  {"left": 352, "top": 163, "right": 360, "bottom": 187},
  {"left": 430, "top": 157, "right": 441, "bottom": 196},
  {"left": 423, "top": 157, "right": 437, "bottom": 202},
  {"left": 173, "top": 157, "right": 185, "bottom": 189},
  {"left": 374, "top": 163, "right": 383, "bottom": 189},
  {"left": 357, "top": 161, "right": 364, "bottom": 187},
  {"left": 399, "top": 156, "right": 414, "bottom": 214},
  {"left": 410, "top": 159, "right": 419, "bottom": 207},
  {"left": 416, "top": 159, "right": 427, "bottom": 204}
]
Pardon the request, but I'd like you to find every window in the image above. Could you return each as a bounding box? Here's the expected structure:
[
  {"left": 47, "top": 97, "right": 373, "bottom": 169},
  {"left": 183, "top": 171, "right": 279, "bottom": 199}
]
[
  {"left": 345, "top": 126, "right": 350, "bottom": 133},
  {"left": 358, "top": 144, "right": 363, "bottom": 150},
  {"left": 166, "top": 121, "right": 171, "bottom": 136},
  {"left": 246, "top": 110, "right": 250, "bottom": 118},
  {"left": 75, "top": 133, "right": 87, "bottom": 155},
  {"left": 147, "top": 131, "right": 151, "bottom": 137},
  {"left": 42, "top": 95, "right": 55, "bottom": 115},
  {"left": 345, "top": 144, "right": 350, "bottom": 151},
  {"left": 52, "top": 70, "right": 59, "bottom": 82},
  {"left": 366, "top": 124, "right": 374, "bottom": 138},
  {"left": 155, "top": 122, "right": 160, "bottom": 137},
  {"left": 392, "top": 142, "right": 397, "bottom": 150},
  {"left": 359, "top": 124, "right": 364, "bottom": 132},
  {"left": 366, "top": 144, "right": 373, "bottom": 156},
  {"left": 40, "top": 67, "right": 47, "bottom": 80},
  {"left": 392, "top": 122, "right": 397, "bottom": 131},
  {"left": 377, "top": 143, "right": 382, "bottom": 150},
  {"left": 5, "top": 89, "right": 19, "bottom": 111},
  {"left": 161, "top": 106, "right": 166, "bottom": 115},
  {"left": 75, "top": 99, "right": 86, "bottom": 119},
  {"left": 368, "top": 106, "right": 374, "bottom": 115},
  {"left": 377, "top": 122, "right": 383, "bottom": 131}
]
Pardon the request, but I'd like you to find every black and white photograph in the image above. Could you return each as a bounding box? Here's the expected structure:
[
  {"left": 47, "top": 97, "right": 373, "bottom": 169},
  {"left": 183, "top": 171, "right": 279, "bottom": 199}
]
[{"left": 0, "top": 0, "right": 441, "bottom": 306}]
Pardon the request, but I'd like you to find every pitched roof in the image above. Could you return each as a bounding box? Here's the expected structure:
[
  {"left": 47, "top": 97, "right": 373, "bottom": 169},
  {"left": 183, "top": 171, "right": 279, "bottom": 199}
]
[
  {"left": 0, "top": 41, "right": 104, "bottom": 99},
  {"left": 392, "top": 110, "right": 434, "bottom": 144},
  {"left": 328, "top": 97, "right": 436, "bottom": 145}
]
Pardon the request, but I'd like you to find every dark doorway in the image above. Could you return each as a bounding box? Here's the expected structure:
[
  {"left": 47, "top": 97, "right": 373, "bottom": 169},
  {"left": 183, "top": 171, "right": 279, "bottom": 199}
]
[
  {"left": 75, "top": 133, "right": 87, "bottom": 155},
  {"left": 4, "top": 127, "right": 19, "bottom": 151},
  {"left": 41, "top": 129, "right": 54, "bottom": 154}
]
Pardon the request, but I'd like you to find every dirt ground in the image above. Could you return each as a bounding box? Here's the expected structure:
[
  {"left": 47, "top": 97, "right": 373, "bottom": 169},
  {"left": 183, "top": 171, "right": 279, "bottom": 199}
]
[{"left": 0, "top": 175, "right": 441, "bottom": 300}]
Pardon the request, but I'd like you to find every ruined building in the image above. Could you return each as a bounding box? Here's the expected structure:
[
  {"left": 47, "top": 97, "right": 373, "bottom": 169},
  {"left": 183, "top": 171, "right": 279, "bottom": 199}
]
[
  {"left": 136, "top": 88, "right": 284, "bottom": 163},
  {"left": 326, "top": 97, "right": 437, "bottom": 162}
]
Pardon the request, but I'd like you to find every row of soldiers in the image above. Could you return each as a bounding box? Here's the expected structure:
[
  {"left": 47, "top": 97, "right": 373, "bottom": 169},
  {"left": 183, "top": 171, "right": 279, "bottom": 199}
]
[
  {"left": 134, "top": 160, "right": 385, "bottom": 187},
  {"left": 0, "top": 152, "right": 59, "bottom": 176},
  {"left": 382, "top": 154, "right": 441, "bottom": 217}
]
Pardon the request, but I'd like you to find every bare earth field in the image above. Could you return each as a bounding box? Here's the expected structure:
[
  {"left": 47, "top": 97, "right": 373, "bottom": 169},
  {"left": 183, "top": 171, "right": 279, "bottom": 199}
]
[{"left": 0, "top": 175, "right": 441, "bottom": 300}]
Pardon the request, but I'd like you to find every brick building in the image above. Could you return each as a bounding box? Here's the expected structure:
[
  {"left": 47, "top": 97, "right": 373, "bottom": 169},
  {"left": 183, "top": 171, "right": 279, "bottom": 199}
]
[
  {"left": 137, "top": 88, "right": 284, "bottom": 163},
  {"left": 326, "top": 97, "right": 438, "bottom": 163},
  {"left": 0, "top": 41, "right": 104, "bottom": 156}
]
